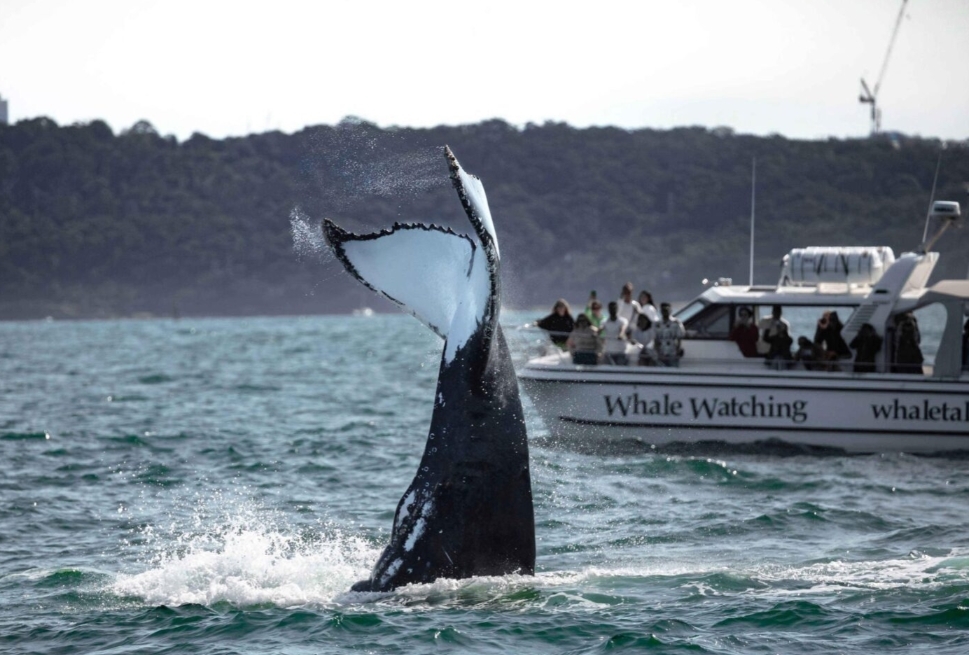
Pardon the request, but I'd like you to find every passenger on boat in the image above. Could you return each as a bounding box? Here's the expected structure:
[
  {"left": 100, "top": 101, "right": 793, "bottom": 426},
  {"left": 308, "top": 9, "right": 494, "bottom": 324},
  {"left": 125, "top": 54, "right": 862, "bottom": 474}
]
[
  {"left": 729, "top": 306, "right": 759, "bottom": 357},
  {"left": 757, "top": 305, "right": 791, "bottom": 355},
  {"left": 655, "top": 302, "right": 686, "bottom": 367},
  {"left": 795, "top": 336, "right": 825, "bottom": 371},
  {"left": 601, "top": 301, "right": 630, "bottom": 366},
  {"left": 629, "top": 313, "right": 658, "bottom": 366},
  {"left": 584, "top": 290, "right": 598, "bottom": 314},
  {"left": 892, "top": 312, "right": 924, "bottom": 374},
  {"left": 567, "top": 313, "right": 601, "bottom": 365},
  {"left": 584, "top": 301, "right": 604, "bottom": 329},
  {"left": 849, "top": 323, "right": 883, "bottom": 373},
  {"left": 963, "top": 317, "right": 969, "bottom": 371},
  {"left": 764, "top": 322, "right": 794, "bottom": 370},
  {"left": 814, "top": 311, "right": 851, "bottom": 371},
  {"left": 536, "top": 299, "right": 574, "bottom": 348},
  {"left": 637, "top": 290, "right": 660, "bottom": 323},
  {"left": 617, "top": 283, "right": 641, "bottom": 325}
]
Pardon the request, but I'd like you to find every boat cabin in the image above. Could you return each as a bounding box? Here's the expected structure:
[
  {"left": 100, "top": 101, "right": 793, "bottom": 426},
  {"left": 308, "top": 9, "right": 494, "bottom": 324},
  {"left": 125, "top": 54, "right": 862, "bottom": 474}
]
[{"left": 675, "top": 202, "right": 967, "bottom": 378}]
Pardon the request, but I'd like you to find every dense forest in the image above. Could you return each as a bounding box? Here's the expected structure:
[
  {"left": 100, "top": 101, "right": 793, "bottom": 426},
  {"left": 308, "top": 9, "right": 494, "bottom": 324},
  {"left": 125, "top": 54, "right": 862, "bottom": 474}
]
[{"left": 1, "top": 116, "right": 967, "bottom": 319}]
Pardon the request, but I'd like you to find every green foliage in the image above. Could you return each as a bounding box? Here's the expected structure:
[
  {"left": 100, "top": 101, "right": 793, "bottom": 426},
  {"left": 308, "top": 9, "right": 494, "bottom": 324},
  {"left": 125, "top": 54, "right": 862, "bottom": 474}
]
[{"left": 0, "top": 117, "right": 966, "bottom": 318}]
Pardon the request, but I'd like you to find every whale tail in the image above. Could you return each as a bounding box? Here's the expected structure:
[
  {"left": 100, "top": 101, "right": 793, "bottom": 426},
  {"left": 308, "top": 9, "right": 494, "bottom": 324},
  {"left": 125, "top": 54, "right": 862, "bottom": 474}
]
[
  {"left": 322, "top": 147, "right": 499, "bottom": 361},
  {"left": 322, "top": 147, "right": 534, "bottom": 591}
]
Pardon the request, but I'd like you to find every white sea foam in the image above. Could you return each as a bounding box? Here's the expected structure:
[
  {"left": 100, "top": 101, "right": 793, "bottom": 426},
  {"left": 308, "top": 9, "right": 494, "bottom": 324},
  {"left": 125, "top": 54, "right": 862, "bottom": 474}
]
[
  {"left": 109, "top": 549, "right": 969, "bottom": 611},
  {"left": 755, "top": 548, "right": 969, "bottom": 594},
  {"left": 112, "top": 524, "right": 379, "bottom": 607},
  {"left": 531, "top": 549, "right": 969, "bottom": 600},
  {"left": 111, "top": 492, "right": 379, "bottom": 608}
]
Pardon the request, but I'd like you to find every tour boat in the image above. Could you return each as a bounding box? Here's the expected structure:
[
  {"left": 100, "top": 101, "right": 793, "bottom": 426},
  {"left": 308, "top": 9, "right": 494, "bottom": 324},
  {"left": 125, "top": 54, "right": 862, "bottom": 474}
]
[{"left": 518, "top": 201, "right": 969, "bottom": 453}]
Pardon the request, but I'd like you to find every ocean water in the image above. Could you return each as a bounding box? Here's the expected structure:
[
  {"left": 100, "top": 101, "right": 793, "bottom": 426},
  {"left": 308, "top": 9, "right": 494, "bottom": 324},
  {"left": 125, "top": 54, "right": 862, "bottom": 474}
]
[{"left": 2, "top": 312, "right": 968, "bottom": 654}]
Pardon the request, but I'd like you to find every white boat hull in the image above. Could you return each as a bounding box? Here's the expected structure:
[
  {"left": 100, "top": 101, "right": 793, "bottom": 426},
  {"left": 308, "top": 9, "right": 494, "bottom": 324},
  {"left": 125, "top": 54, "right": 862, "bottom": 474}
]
[{"left": 519, "top": 363, "right": 969, "bottom": 453}]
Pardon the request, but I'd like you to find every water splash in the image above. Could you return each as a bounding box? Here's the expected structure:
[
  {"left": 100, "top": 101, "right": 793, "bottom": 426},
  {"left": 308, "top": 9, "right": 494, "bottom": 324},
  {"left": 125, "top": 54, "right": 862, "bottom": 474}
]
[
  {"left": 290, "top": 207, "right": 328, "bottom": 260},
  {"left": 349, "top": 148, "right": 448, "bottom": 199},
  {"left": 293, "top": 124, "right": 450, "bottom": 259},
  {"left": 305, "top": 121, "right": 447, "bottom": 211},
  {"left": 111, "top": 491, "right": 378, "bottom": 607}
]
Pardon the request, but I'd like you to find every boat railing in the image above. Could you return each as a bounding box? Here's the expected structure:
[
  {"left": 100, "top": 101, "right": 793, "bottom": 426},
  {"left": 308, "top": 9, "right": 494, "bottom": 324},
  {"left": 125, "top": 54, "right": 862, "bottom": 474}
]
[
  {"left": 535, "top": 356, "right": 949, "bottom": 379},
  {"left": 506, "top": 325, "right": 567, "bottom": 363},
  {"left": 513, "top": 325, "right": 958, "bottom": 379}
]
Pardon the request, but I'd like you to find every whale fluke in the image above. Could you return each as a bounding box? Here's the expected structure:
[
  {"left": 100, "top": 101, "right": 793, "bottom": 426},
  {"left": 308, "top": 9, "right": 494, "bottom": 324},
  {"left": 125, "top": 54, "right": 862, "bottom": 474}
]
[{"left": 322, "top": 146, "right": 535, "bottom": 591}]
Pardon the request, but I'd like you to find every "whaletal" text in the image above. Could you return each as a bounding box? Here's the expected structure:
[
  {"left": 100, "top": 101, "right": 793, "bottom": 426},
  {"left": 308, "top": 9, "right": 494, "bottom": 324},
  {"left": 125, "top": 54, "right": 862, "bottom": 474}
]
[{"left": 871, "top": 399, "right": 969, "bottom": 422}]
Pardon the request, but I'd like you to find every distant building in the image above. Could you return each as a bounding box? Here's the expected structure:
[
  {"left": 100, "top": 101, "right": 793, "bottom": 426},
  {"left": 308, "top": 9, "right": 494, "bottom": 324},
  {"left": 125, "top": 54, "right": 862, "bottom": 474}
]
[{"left": 0, "top": 94, "right": 7, "bottom": 124}]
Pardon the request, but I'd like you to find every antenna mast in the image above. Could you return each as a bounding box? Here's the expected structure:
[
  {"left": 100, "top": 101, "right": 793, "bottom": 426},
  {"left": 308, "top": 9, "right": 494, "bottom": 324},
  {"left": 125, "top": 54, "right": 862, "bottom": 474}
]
[
  {"left": 920, "top": 148, "right": 944, "bottom": 250},
  {"left": 859, "top": 0, "right": 908, "bottom": 134},
  {"left": 749, "top": 157, "right": 756, "bottom": 286}
]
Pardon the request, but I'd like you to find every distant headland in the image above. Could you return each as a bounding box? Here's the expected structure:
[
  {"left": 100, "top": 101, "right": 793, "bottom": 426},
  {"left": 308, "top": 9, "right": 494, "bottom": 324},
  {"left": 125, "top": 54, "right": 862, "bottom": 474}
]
[{"left": 1, "top": 117, "right": 966, "bottom": 320}]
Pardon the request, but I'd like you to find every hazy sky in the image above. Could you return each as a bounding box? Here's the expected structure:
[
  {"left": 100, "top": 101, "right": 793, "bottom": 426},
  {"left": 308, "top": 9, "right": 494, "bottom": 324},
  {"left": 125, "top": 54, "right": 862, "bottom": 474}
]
[{"left": 1, "top": 0, "right": 966, "bottom": 141}]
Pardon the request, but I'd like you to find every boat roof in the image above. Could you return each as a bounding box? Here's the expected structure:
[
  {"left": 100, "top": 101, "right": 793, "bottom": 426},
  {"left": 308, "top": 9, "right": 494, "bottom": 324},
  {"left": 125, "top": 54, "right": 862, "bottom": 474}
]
[
  {"left": 905, "top": 279, "right": 969, "bottom": 311},
  {"left": 693, "top": 284, "right": 872, "bottom": 307},
  {"left": 924, "top": 279, "right": 969, "bottom": 300},
  {"left": 688, "top": 278, "right": 969, "bottom": 316}
]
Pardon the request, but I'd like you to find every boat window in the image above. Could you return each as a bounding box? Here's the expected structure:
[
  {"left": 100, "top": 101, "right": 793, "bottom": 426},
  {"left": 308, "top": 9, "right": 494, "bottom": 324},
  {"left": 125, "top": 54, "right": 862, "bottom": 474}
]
[
  {"left": 683, "top": 304, "right": 732, "bottom": 339},
  {"left": 912, "top": 304, "right": 945, "bottom": 363},
  {"left": 675, "top": 300, "right": 707, "bottom": 325},
  {"left": 771, "top": 306, "right": 857, "bottom": 344}
]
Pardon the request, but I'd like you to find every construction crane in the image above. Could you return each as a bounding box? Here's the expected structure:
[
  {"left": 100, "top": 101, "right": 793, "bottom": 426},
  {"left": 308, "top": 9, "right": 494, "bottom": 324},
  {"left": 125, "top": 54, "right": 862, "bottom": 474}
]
[{"left": 859, "top": 0, "right": 909, "bottom": 134}]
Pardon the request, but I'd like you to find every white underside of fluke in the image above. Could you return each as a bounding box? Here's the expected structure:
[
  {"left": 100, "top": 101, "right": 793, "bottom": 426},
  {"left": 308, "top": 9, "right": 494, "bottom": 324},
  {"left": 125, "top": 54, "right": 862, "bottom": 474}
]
[{"left": 338, "top": 224, "right": 492, "bottom": 363}]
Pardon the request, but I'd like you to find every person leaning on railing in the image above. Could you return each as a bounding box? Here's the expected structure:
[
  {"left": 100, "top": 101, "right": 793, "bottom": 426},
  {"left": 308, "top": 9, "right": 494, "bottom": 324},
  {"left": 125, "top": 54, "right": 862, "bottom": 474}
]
[
  {"left": 963, "top": 317, "right": 969, "bottom": 372},
  {"left": 567, "top": 314, "right": 602, "bottom": 365},
  {"left": 536, "top": 299, "right": 574, "bottom": 348},
  {"left": 628, "top": 313, "right": 658, "bottom": 366},
  {"left": 764, "top": 322, "right": 794, "bottom": 370},
  {"left": 601, "top": 301, "right": 630, "bottom": 366},
  {"left": 655, "top": 302, "right": 686, "bottom": 367},
  {"left": 891, "top": 311, "right": 924, "bottom": 374},
  {"left": 849, "top": 323, "right": 883, "bottom": 373},
  {"left": 729, "top": 306, "right": 759, "bottom": 357},
  {"left": 814, "top": 310, "right": 851, "bottom": 372},
  {"left": 584, "top": 300, "right": 605, "bottom": 328}
]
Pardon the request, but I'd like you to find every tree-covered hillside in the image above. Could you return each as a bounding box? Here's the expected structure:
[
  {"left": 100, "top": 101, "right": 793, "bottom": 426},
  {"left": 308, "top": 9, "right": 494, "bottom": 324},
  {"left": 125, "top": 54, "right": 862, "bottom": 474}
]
[{"left": 1, "top": 117, "right": 966, "bottom": 319}]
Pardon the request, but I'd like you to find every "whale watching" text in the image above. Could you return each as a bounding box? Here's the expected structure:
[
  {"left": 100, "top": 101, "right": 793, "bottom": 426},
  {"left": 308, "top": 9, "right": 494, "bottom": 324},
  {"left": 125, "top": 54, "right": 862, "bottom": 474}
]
[{"left": 604, "top": 393, "right": 808, "bottom": 424}]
